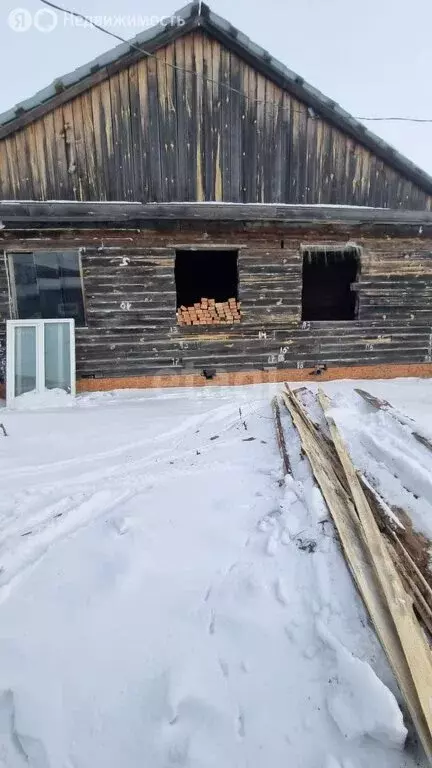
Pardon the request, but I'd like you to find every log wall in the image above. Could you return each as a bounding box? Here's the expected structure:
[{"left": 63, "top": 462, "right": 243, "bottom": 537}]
[{"left": 1, "top": 228, "right": 432, "bottom": 384}]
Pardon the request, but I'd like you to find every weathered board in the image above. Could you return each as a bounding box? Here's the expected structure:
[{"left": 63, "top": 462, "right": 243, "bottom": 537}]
[
  {"left": 0, "top": 254, "right": 8, "bottom": 382},
  {"left": 0, "top": 30, "right": 430, "bottom": 210},
  {"left": 1, "top": 228, "right": 432, "bottom": 382}
]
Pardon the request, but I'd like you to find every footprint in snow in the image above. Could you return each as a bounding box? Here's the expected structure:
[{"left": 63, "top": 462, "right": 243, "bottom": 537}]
[
  {"left": 0, "top": 690, "right": 49, "bottom": 767},
  {"left": 208, "top": 611, "right": 216, "bottom": 635},
  {"left": 237, "top": 709, "right": 246, "bottom": 738},
  {"left": 110, "top": 516, "right": 131, "bottom": 536},
  {"left": 274, "top": 577, "right": 290, "bottom": 606},
  {"left": 303, "top": 644, "right": 319, "bottom": 660},
  {"left": 284, "top": 623, "right": 300, "bottom": 644},
  {"left": 204, "top": 586, "right": 212, "bottom": 602},
  {"left": 219, "top": 658, "right": 229, "bottom": 678},
  {"left": 167, "top": 736, "right": 190, "bottom": 766},
  {"left": 303, "top": 714, "right": 313, "bottom": 732},
  {"left": 266, "top": 534, "right": 278, "bottom": 556}
]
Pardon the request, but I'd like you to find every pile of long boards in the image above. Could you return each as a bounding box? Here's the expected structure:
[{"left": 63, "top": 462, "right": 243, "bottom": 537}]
[
  {"left": 278, "top": 385, "right": 432, "bottom": 763},
  {"left": 177, "top": 298, "right": 241, "bottom": 326}
]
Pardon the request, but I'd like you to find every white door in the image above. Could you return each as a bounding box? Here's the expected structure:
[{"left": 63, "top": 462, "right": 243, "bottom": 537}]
[{"left": 6, "top": 319, "right": 75, "bottom": 405}]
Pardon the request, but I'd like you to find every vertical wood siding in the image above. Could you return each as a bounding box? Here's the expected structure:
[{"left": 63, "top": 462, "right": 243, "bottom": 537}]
[{"left": 0, "top": 31, "right": 430, "bottom": 209}]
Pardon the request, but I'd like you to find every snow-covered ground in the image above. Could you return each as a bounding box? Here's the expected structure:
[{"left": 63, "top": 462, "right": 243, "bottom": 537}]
[{"left": 0, "top": 378, "right": 431, "bottom": 768}]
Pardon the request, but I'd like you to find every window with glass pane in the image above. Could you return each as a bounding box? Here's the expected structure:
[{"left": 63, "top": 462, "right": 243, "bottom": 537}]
[{"left": 9, "top": 251, "right": 85, "bottom": 326}]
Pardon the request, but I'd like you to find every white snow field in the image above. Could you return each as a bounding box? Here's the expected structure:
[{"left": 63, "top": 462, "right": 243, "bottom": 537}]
[{"left": 0, "top": 378, "right": 431, "bottom": 768}]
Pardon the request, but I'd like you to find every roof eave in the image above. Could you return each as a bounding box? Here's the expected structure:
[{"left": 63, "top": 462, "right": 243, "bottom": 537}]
[{"left": 1, "top": 202, "right": 432, "bottom": 235}]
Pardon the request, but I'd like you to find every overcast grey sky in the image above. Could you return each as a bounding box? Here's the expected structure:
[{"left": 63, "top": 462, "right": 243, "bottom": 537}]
[{"left": 1, "top": 0, "right": 432, "bottom": 175}]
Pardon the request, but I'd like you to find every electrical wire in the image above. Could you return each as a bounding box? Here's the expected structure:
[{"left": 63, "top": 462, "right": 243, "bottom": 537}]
[
  {"left": 357, "top": 117, "right": 432, "bottom": 123},
  {"left": 39, "top": 0, "right": 432, "bottom": 125}
]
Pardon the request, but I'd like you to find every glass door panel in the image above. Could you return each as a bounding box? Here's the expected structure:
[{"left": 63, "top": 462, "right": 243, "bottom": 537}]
[
  {"left": 14, "top": 325, "right": 37, "bottom": 396},
  {"left": 44, "top": 322, "right": 71, "bottom": 392}
]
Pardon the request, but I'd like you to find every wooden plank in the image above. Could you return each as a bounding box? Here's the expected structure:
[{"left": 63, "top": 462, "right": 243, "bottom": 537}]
[
  {"left": 62, "top": 101, "right": 78, "bottom": 199},
  {"left": 2, "top": 201, "right": 432, "bottom": 225},
  {"left": 193, "top": 33, "right": 205, "bottom": 202},
  {"left": 262, "top": 77, "right": 274, "bottom": 202},
  {"left": 4, "top": 137, "right": 16, "bottom": 200},
  {"left": 147, "top": 55, "right": 163, "bottom": 201},
  {"left": 319, "top": 120, "right": 331, "bottom": 204},
  {"left": 393, "top": 552, "right": 432, "bottom": 637},
  {"left": 119, "top": 68, "right": 134, "bottom": 200},
  {"left": 297, "top": 103, "right": 308, "bottom": 204},
  {"left": 271, "top": 88, "right": 284, "bottom": 203},
  {"left": 392, "top": 532, "right": 432, "bottom": 604},
  {"left": 272, "top": 395, "right": 292, "bottom": 476},
  {"left": 164, "top": 42, "right": 178, "bottom": 202},
  {"left": 244, "top": 63, "right": 257, "bottom": 204},
  {"left": 136, "top": 58, "right": 151, "bottom": 202},
  {"left": 33, "top": 115, "right": 48, "bottom": 200},
  {"left": 355, "top": 387, "right": 432, "bottom": 450},
  {"left": 127, "top": 63, "right": 143, "bottom": 201},
  {"left": 202, "top": 33, "right": 214, "bottom": 201},
  {"left": 318, "top": 388, "right": 432, "bottom": 759},
  {"left": 220, "top": 44, "right": 232, "bottom": 200},
  {"left": 255, "top": 72, "right": 266, "bottom": 203},
  {"left": 108, "top": 74, "right": 123, "bottom": 200},
  {"left": 334, "top": 128, "right": 347, "bottom": 204},
  {"left": 229, "top": 51, "right": 242, "bottom": 202},
  {"left": 351, "top": 145, "right": 362, "bottom": 206},
  {"left": 26, "top": 124, "right": 42, "bottom": 200},
  {"left": 282, "top": 387, "right": 432, "bottom": 763},
  {"left": 157, "top": 44, "right": 170, "bottom": 202},
  {"left": 14, "top": 131, "right": 31, "bottom": 198},
  {"left": 0, "top": 142, "right": 10, "bottom": 198},
  {"left": 211, "top": 36, "right": 223, "bottom": 201},
  {"left": 239, "top": 62, "right": 250, "bottom": 202},
  {"left": 71, "top": 96, "right": 89, "bottom": 200},
  {"left": 48, "top": 107, "right": 65, "bottom": 200},
  {"left": 183, "top": 32, "right": 196, "bottom": 201},
  {"left": 90, "top": 84, "right": 108, "bottom": 200},
  {"left": 290, "top": 98, "right": 300, "bottom": 203},
  {"left": 281, "top": 91, "right": 292, "bottom": 203},
  {"left": 306, "top": 110, "right": 317, "bottom": 204},
  {"left": 174, "top": 36, "right": 188, "bottom": 201}
]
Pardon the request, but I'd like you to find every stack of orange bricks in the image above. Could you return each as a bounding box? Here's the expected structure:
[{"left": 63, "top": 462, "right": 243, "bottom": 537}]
[{"left": 177, "top": 298, "right": 241, "bottom": 325}]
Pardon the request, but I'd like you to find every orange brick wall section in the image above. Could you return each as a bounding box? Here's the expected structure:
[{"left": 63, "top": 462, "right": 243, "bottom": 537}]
[
  {"left": 75, "top": 363, "right": 432, "bottom": 393},
  {"left": 1, "top": 363, "right": 431, "bottom": 401}
]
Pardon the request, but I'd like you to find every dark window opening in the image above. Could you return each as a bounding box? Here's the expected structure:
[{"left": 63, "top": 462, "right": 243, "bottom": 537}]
[
  {"left": 175, "top": 250, "right": 239, "bottom": 325},
  {"left": 301, "top": 248, "right": 359, "bottom": 321},
  {"left": 9, "top": 251, "right": 86, "bottom": 327}
]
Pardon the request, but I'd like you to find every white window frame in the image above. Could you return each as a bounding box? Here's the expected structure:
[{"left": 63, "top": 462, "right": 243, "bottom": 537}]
[{"left": 6, "top": 318, "right": 76, "bottom": 406}]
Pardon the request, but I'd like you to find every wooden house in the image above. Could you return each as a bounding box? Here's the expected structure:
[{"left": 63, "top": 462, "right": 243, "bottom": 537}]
[{"left": 1, "top": 1, "right": 432, "bottom": 395}]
